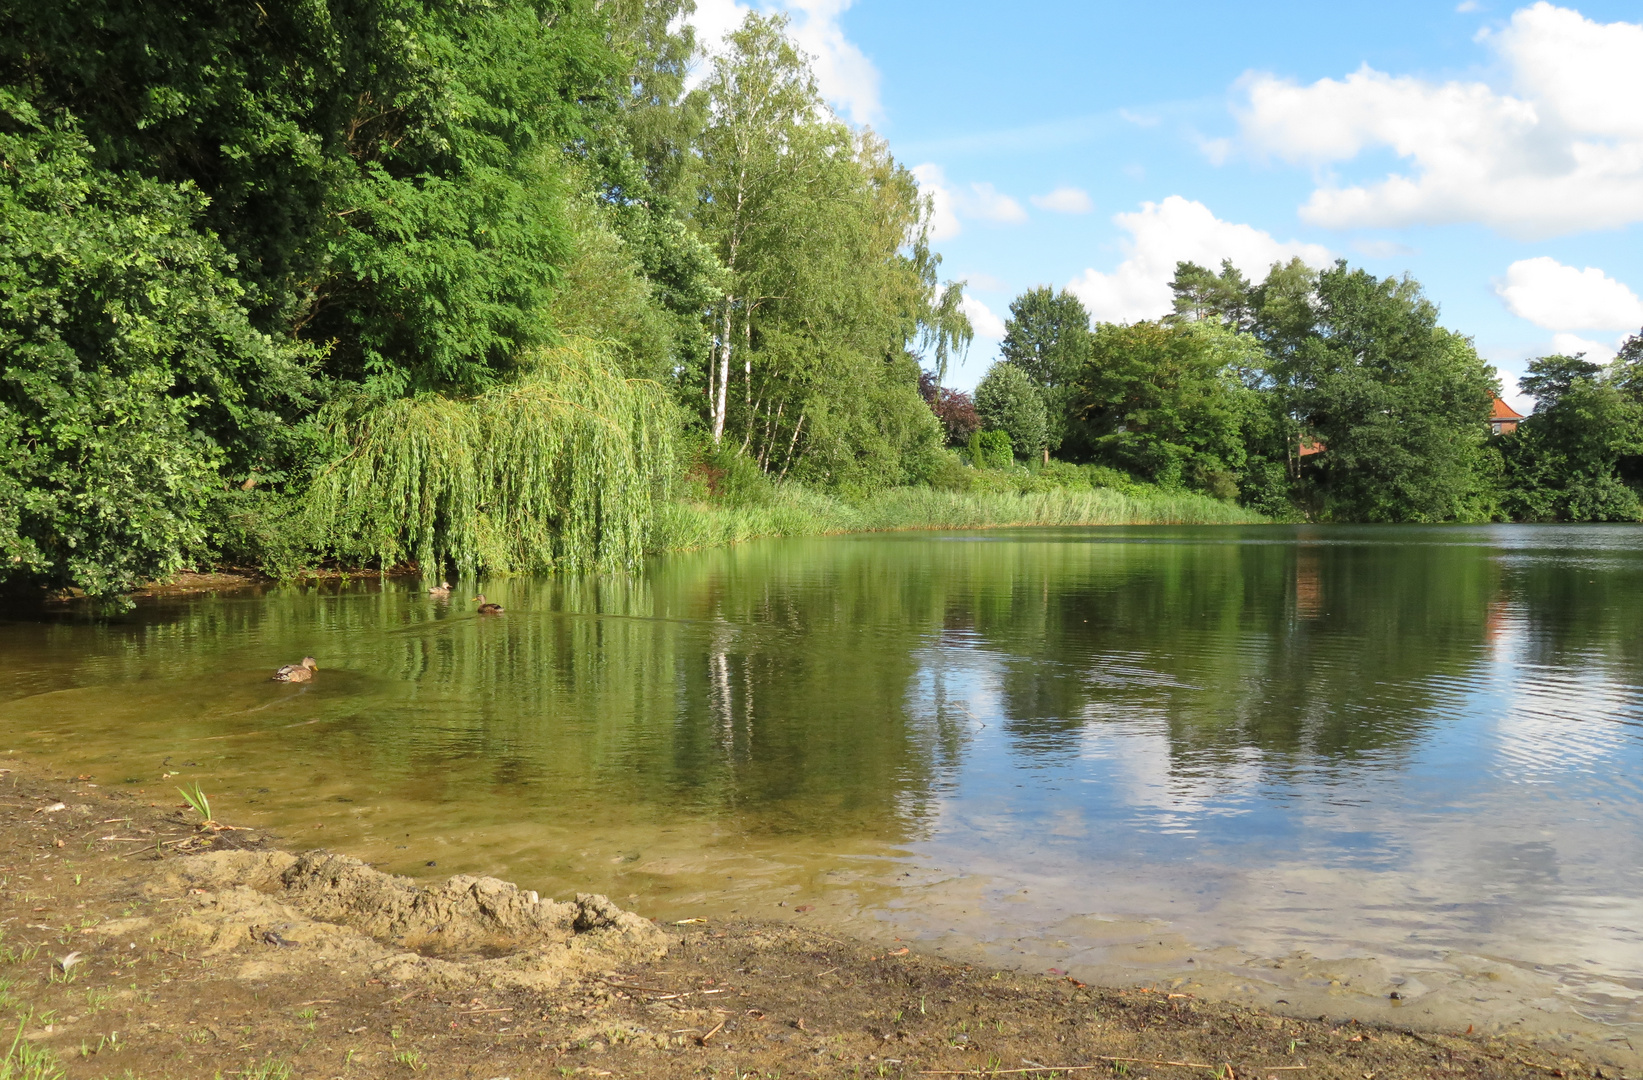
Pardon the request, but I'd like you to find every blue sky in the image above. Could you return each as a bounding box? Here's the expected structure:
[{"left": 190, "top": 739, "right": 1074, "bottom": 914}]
[{"left": 688, "top": 0, "right": 1643, "bottom": 410}]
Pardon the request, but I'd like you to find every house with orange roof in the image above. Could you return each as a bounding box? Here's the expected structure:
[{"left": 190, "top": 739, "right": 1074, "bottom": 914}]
[{"left": 1489, "top": 396, "right": 1524, "bottom": 435}]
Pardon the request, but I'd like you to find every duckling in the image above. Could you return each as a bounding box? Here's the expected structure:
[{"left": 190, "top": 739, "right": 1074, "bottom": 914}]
[
  {"left": 272, "top": 657, "right": 318, "bottom": 682},
  {"left": 473, "top": 594, "right": 504, "bottom": 615},
  {"left": 427, "top": 581, "right": 452, "bottom": 598}
]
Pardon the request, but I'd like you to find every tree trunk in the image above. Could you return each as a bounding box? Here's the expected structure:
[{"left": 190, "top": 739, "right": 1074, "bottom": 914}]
[
  {"left": 778, "top": 412, "right": 805, "bottom": 481},
  {"left": 712, "top": 297, "right": 733, "bottom": 444}
]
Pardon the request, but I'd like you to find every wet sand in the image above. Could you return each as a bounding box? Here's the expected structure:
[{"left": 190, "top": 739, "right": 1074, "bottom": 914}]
[{"left": 0, "top": 755, "right": 1629, "bottom": 1079}]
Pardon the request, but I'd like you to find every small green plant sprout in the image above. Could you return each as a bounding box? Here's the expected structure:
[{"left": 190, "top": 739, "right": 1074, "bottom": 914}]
[
  {"left": 2, "top": 1013, "right": 64, "bottom": 1079},
  {"left": 177, "top": 783, "right": 216, "bottom": 828}
]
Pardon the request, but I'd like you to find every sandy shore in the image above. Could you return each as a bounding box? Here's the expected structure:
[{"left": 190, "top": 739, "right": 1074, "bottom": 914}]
[{"left": 0, "top": 755, "right": 1626, "bottom": 1079}]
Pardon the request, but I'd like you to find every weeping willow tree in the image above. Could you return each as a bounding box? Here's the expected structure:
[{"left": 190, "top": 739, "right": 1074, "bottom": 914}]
[{"left": 304, "top": 341, "right": 679, "bottom": 577}]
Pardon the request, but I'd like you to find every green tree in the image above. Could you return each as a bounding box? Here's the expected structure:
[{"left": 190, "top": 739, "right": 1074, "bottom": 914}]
[
  {"left": 695, "top": 13, "right": 819, "bottom": 445},
  {"left": 0, "top": 96, "right": 316, "bottom": 599},
  {"left": 4, "top": 0, "right": 621, "bottom": 394},
  {"left": 965, "top": 430, "right": 1014, "bottom": 470},
  {"left": 999, "top": 286, "right": 1091, "bottom": 451},
  {"left": 577, "top": 0, "right": 723, "bottom": 381},
  {"left": 691, "top": 14, "right": 954, "bottom": 491},
  {"left": 1501, "top": 354, "right": 1643, "bottom": 521},
  {"left": 919, "top": 278, "right": 974, "bottom": 390},
  {"left": 1001, "top": 286, "right": 1093, "bottom": 388},
  {"left": 1069, "top": 321, "right": 1245, "bottom": 494},
  {"left": 974, "top": 363, "right": 1048, "bottom": 461},
  {"left": 1168, "top": 259, "right": 1256, "bottom": 333},
  {"left": 1293, "top": 264, "right": 1498, "bottom": 522}
]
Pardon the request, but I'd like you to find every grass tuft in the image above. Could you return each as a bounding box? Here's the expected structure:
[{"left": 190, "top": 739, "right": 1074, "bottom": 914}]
[
  {"left": 177, "top": 783, "right": 212, "bottom": 825},
  {"left": 0, "top": 1016, "right": 63, "bottom": 1080}
]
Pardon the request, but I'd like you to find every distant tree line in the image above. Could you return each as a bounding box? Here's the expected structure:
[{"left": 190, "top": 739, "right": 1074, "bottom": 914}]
[{"left": 954, "top": 258, "right": 1643, "bottom": 522}]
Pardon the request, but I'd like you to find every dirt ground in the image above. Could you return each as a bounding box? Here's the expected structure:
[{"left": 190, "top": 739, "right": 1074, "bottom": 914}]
[{"left": 0, "top": 756, "right": 1625, "bottom": 1080}]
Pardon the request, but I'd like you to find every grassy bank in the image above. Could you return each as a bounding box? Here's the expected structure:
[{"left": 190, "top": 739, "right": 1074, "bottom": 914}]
[{"left": 651, "top": 480, "right": 1265, "bottom": 553}]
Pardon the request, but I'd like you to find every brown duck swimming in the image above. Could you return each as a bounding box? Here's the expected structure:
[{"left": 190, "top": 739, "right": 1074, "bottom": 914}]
[
  {"left": 473, "top": 594, "right": 504, "bottom": 615},
  {"left": 272, "top": 657, "right": 318, "bottom": 682},
  {"left": 427, "top": 581, "right": 452, "bottom": 598}
]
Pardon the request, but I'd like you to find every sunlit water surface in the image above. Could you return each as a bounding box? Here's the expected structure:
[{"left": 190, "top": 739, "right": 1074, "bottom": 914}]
[{"left": 3, "top": 525, "right": 1641, "bottom": 1058}]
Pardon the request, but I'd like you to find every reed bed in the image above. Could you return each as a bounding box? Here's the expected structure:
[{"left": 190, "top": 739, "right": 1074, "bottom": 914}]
[{"left": 651, "top": 483, "right": 1263, "bottom": 553}]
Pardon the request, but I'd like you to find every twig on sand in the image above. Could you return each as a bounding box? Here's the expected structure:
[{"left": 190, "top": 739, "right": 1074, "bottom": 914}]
[
  {"left": 116, "top": 836, "right": 198, "bottom": 857},
  {"left": 698, "top": 1018, "right": 726, "bottom": 1044}
]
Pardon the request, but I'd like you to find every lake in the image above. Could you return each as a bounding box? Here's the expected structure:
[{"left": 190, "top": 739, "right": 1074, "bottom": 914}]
[{"left": 2, "top": 524, "right": 1640, "bottom": 1055}]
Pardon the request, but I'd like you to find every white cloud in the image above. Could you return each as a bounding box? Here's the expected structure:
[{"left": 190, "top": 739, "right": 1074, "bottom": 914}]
[
  {"left": 781, "top": 0, "right": 881, "bottom": 125},
  {"left": 912, "top": 163, "right": 962, "bottom": 241},
  {"left": 1496, "top": 257, "right": 1643, "bottom": 331},
  {"left": 911, "top": 164, "right": 1028, "bottom": 239},
  {"left": 1496, "top": 368, "right": 1533, "bottom": 415},
  {"left": 1551, "top": 332, "right": 1618, "bottom": 360},
  {"left": 687, "top": 0, "right": 753, "bottom": 56},
  {"left": 686, "top": 0, "right": 882, "bottom": 125},
  {"left": 960, "top": 294, "right": 1008, "bottom": 339},
  {"left": 1456, "top": 0, "right": 1483, "bottom": 11},
  {"left": 1030, "top": 187, "right": 1094, "bottom": 214},
  {"left": 1234, "top": 4, "right": 1643, "bottom": 237},
  {"left": 964, "top": 182, "right": 1029, "bottom": 224},
  {"left": 1065, "top": 196, "right": 1333, "bottom": 324}
]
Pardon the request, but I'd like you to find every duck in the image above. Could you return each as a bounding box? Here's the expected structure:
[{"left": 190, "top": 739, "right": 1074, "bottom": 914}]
[
  {"left": 272, "top": 657, "right": 318, "bottom": 682},
  {"left": 473, "top": 594, "right": 504, "bottom": 615},
  {"left": 427, "top": 581, "right": 452, "bottom": 598}
]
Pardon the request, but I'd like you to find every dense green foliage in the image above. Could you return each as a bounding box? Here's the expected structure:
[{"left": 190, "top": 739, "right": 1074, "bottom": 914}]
[
  {"left": 692, "top": 15, "right": 965, "bottom": 494},
  {"left": 5, "top": 0, "right": 616, "bottom": 393},
  {"left": 997, "top": 286, "right": 1091, "bottom": 452},
  {"left": 1073, "top": 321, "right": 1246, "bottom": 496},
  {"left": 303, "top": 342, "right": 679, "bottom": 577},
  {"left": 962, "top": 258, "right": 1504, "bottom": 523},
  {"left": 1500, "top": 349, "right": 1643, "bottom": 521},
  {"left": 0, "top": 94, "right": 317, "bottom": 597},
  {"left": 0, "top": 0, "right": 982, "bottom": 598},
  {"left": 974, "top": 363, "right": 1048, "bottom": 461}
]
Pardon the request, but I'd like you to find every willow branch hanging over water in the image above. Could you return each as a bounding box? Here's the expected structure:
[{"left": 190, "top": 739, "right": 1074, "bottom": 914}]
[{"left": 304, "top": 341, "right": 680, "bottom": 577}]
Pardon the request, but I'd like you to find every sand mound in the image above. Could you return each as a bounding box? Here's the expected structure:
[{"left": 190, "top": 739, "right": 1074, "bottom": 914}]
[{"left": 135, "top": 850, "right": 668, "bottom": 989}]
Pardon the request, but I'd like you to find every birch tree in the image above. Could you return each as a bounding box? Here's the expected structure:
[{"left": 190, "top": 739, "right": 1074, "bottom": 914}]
[{"left": 696, "top": 14, "right": 818, "bottom": 444}]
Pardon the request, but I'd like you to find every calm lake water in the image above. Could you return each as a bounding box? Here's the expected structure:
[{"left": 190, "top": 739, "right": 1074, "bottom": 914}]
[{"left": 3, "top": 525, "right": 1641, "bottom": 1052}]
